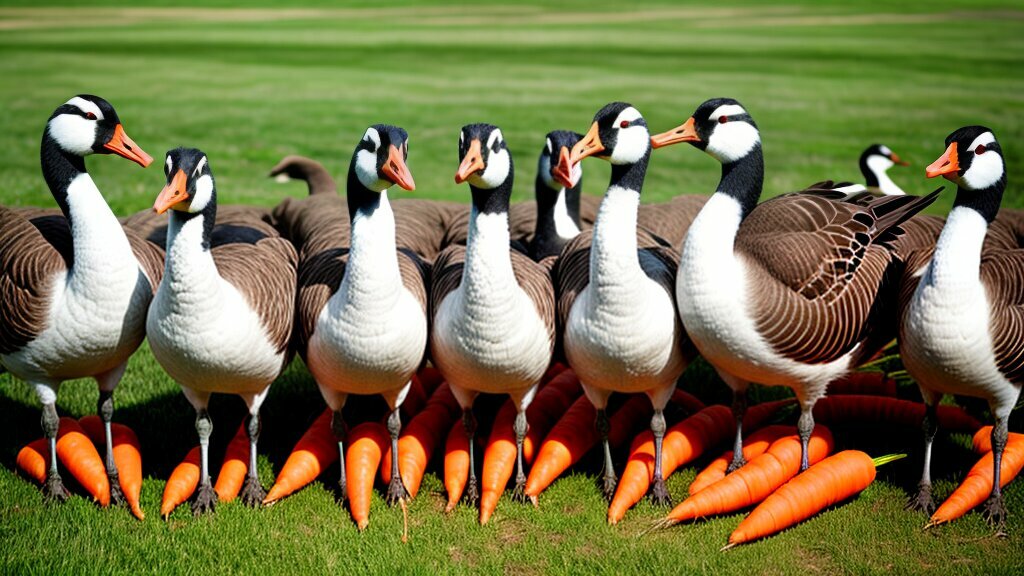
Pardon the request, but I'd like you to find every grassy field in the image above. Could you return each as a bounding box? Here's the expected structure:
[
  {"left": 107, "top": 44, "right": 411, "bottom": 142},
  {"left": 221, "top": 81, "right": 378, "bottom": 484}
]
[{"left": 2, "top": 1, "right": 1024, "bottom": 574}]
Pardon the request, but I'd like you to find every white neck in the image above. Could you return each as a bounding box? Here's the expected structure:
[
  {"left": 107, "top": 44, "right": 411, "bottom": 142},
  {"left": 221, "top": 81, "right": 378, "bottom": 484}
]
[
  {"left": 336, "top": 190, "right": 402, "bottom": 307},
  {"left": 553, "top": 188, "right": 580, "bottom": 239},
  {"left": 683, "top": 192, "right": 742, "bottom": 265},
  {"left": 162, "top": 212, "right": 223, "bottom": 306},
  {"left": 927, "top": 206, "right": 987, "bottom": 287},
  {"left": 65, "top": 173, "right": 136, "bottom": 277},
  {"left": 463, "top": 207, "right": 517, "bottom": 304},
  {"left": 589, "top": 185, "right": 643, "bottom": 302},
  {"left": 867, "top": 156, "right": 904, "bottom": 195}
]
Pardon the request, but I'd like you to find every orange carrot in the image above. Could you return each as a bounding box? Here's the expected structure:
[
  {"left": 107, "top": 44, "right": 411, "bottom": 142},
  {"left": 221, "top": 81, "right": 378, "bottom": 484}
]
[
  {"left": 726, "top": 451, "right": 904, "bottom": 547},
  {"left": 688, "top": 425, "right": 795, "bottom": 496},
  {"left": 213, "top": 421, "right": 250, "bottom": 503},
  {"left": 826, "top": 372, "right": 897, "bottom": 396},
  {"left": 971, "top": 425, "right": 1024, "bottom": 454},
  {"left": 78, "top": 415, "right": 144, "bottom": 519},
  {"left": 608, "top": 405, "right": 734, "bottom": 524},
  {"left": 608, "top": 395, "right": 655, "bottom": 449},
  {"left": 56, "top": 417, "right": 110, "bottom": 507},
  {"left": 813, "top": 395, "right": 981, "bottom": 432},
  {"left": 346, "top": 421, "right": 389, "bottom": 530},
  {"left": 381, "top": 383, "right": 460, "bottom": 498},
  {"left": 928, "top": 433, "right": 1024, "bottom": 527},
  {"left": 16, "top": 438, "right": 48, "bottom": 485},
  {"left": 525, "top": 370, "right": 582, "bottom": 464},
  {"left": 264, "top": 408, "right": 337, "bottom": 504},
  {"left": 161, "top": 446, "right": 201, "bottom": 518},
  {"left": 444, "top": 419, "right": 470, "bottom": 512},
  {"left": 524, "top": 396, "right": 598, "bottom": 500},
  {"left": 665, "top": 427, "right": 834, "bottom": 524},
  {"left": 480, "top": 400, "right": 518, "bottom": 525},
  {"left": 743, "top": 398, "right": 797, "bottom": 430},
  {"left": 671, "top": 389, "right": 706, "bottom": 414}
]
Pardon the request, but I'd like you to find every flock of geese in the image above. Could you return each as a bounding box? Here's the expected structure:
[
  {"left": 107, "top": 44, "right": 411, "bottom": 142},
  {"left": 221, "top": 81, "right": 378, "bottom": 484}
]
[{"left": 1, "top": 95, "right": 1020, "bottom": 527}]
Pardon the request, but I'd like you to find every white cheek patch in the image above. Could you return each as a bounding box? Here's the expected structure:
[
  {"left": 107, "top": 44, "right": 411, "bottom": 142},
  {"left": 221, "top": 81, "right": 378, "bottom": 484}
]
[
  {"left": 961, "top": 148, "right": 1004, "bottom": 191},
  {"left": 355, "top": 148, "right": 389, "bottom": 192},
  {"left": 48, "top": 114, "right": 97, "bottom": 156},
  {"left": 194, "top": 155, "right": 208, "bottom": 176},
  {"left": 468, "top": 148, "right": 510, "bottom": 189},
  {"left": 165, "top": 155, "right": 174, "bottom": 174},
  {"left": 538, "top": 154, "right": 556, "bottom": 190},
  {"left": 487, "top": 129, "right": 504, "bottom": 151},
  {"left": 706, "top": 121, "right": 760, "bottom": 164},
  {"left": 613, "top": 107, "right": 642, "bottom": 126},
  {"left": 967, "top": 132, "right": 996, "bottom": 151},
  {"left": 65, "top": 96, "right": 104, "bottom": 121},
  {"left": 362, "top": 127, "right": 381, "bottom": 150},
  {"left": 610, "top": 124, "right": 650, "bottom": 165},
  {"left": 545, "top": 138, "right": 553, "bottom": 155},
  {"left": 189, "top": 174, "right": 214, "bottom": 213},
  {"left": 866, "top": 154, "right": 894, "bottom": 174},
  {"left": 709, "top": 104, "right": 747, "bottom": 122},
  {"left": 879, "top": 145, "right": 893, "bottom": 156}
]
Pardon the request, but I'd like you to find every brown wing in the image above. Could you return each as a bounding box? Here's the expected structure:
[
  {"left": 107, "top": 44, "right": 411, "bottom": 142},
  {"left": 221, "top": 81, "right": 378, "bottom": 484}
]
[
  {"left": 441, "top": 205, "right": 472, "bottom": 248},
  {"left": 271, "top": 192, "right": 351, "bottom": 257},
  {"left": 393, "top": 198, "right": 466, "bottom": 262},
  {"left": 637, "top": 194, "right": 708, "bottom": 248},
  {"left": 981, "top": 249, "right": 1024, "bottom": 384},
  {"left": 429, "top": 244, "right": 465, "bottom": 323},
  {"left": 125, "top": 230, "right": 164, "bottom": 292},
  {"left": 295, "top": 247, "right": 347, "bottom": 356},
  {"left": 741, "top": 191, "right": 937, "bottom": 365},
  {"left": 508, "top": 201, "right": 537, "bottom": 245},
  {"left": 211, "top": 218, "right": 297, "bottom": 356},
  {"left": 397, "top": 247, "right": 429, "bottom": 313},
  {"left": 0, "top": 207, "right": 70, "bottom": 354},
  {"left": 579, "top": 194, "right": 601, "bottom": 228},
  {"left": 510, "top": 248, "right": 557, "bottom": 355}
]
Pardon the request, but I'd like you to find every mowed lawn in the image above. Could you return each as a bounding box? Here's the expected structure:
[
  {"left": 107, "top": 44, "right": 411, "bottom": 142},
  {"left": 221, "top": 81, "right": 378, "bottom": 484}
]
[{"left": 2, "top": 2, "right": 1024, "bottom": 574}]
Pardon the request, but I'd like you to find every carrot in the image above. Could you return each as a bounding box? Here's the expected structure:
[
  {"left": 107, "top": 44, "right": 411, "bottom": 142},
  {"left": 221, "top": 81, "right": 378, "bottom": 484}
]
[
  {"left": 971, "top": 426, "right": 1024, "bottom": 454},
  {"left": 608, "top": 405, "right": 734, "bottom": 524},
  {"left": 415, "top": 366, "right": 445, "bottom": 396},
  {"left": 608, "top": 395, "right": 655, "bottom": 449},
  {"left": 813, "top": 395, "right": 981, "bottom": 432},
  {"left": 16, "top": 438, "right": 49, "bottom": 485},
  {"left": 479, "top": 400, "right": 519, "bottom": 525},
  {"left": 664, "top": 427, "right": 834, "bottom": 525},
  {"left": 213, "top": 421, "right": 250, "bottom": 503},
  {"left": 400, "top": 377, "right": 429, "bottom": 420},
  {"left": 524, "top": 370, "right": 582, "bottom": 464},
  {"left": 726, "top": 451, "right": 905, "bottom": 547},
  {"left": 56, "top": 417, "right": 110, "bottom": 507},
  {"left": 826, "top": 372, "right": 897, "bottom": 396},
  {"left": 78, "top": 415, "right": 145, "bottom": 520},
  {"left": 346, "top": 421, "right": 389, "bottom": 530},
  {"left": 264, "top": 408, "right": 337, "bottom": 504},
  {"left": 161, "top": 446, "right": 201, "bottom": 519},
  {"left": 524, "top": 396, "right": 598, "bottom": 500},
  {"left": 381, "top": 383, "right": 460, "bottom": 498},
  {"left": 928, "top": 433, "right": 1024, "bottom": 528},
  {"left": 671, "top": 390, "right": 706, "bottom": 414},
  {"left": 688, "top": 425, "right": 795, "bottom": 496},
  {"left": 444, "top": 419, "right": 470, "bottom": 512},
  {"left": 743, "top": 398, "right": 797, "bottom": 430},
  {"left": 540, "top": 362, "right": 569, "bottom": 385}
]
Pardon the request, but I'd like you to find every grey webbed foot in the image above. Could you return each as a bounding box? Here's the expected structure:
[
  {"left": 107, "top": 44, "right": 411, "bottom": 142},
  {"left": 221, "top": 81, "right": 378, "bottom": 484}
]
[
  {"left": 191, "top": 481, "right": 217, "bottom": 516},
  {"left": 601, "top": 470, "right": 618, "bottom": 502},
  {"left": 982, "top": 492, "right": 1007, "bottom": 533},
  {"left": 386, "top": 475, "right": 410, "bottom": 506},
  {"left": 239, "top": 475, "right": 266, "bottom": 508},
  {"left": 511, "top": 473, "right": 528, "bottom": 504},
  {"left": 906, "top": 482, "right": 935, "bottom": 515},
  {"left": 44, "top": 471, "right": 69, "bottom": 502},
  {"left": 648, "top": 475, "right": 672, "bottom": 507},
  {"left": 107, "top": 468, "right": 125, "bottom": 507},
  {"left": 726, "top": 453, "right": 746, "bottom": 474},
  {"left": 463, "top": 475, "right": 479, "bottom": 507}
]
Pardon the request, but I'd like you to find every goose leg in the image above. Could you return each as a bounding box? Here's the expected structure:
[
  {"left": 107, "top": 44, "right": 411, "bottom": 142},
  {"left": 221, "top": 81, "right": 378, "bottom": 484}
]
[
  {"left": 511, "top": 409, "right": 529, "bottom": 503},
  {"left": 331, "top": 409, "right": 348, "bottom": 502},
  {"left": 907, "top": 391, "right": 939, "bottom": 514},
  {"left": 40, "top": 401, "right": 68, "bottom": 502},
  {"left": 462, "top": 408, "right": 479, "bottom": 507},
  {"left": 385, "top": 407, "right": 410, "bottom": 505},
  {"left": 649, "top": 408, "right": 671, "bottom": 506},
  {"left": 797, "top": 407, "right": 815, "bottom": 472},
  {"left": 191, "top": 407, "right": 217, "bottom": 515},
  {"left": 727, "top": 388, "right": 749, "bottom": 473},
  {"left": 239, "top": 388, "right": 270, "bottom": 507},
  {"left": 96, "top": 365, "right": 125, "bottom": 506},
  {"left": 596, "top": 408, "right": 617, "bottom": 501},
  {"left": 983, "top": 414, "right": 1009, "bottom": 533}
]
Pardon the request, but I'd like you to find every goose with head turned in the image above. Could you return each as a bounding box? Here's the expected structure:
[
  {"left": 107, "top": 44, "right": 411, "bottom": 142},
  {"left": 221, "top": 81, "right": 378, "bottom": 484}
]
[
  {"left": 147, "top": 147, "right": 297, "bottom": 513},
  {"left": 898, "top": 126, "right": 1022, "bottom": 530},
  {"left": 860, "top": 143, "right": 909, "bottom": 195},
  {"left": 550, "top": 102, "right": 694, "bottom": 504},
  {"left": 291, "top": 125, "right": 428, "bottom": 505},
  {"left": 0, "top": 95, "right": 160, "bottom": 503},
  {"left": 430, "top": 124, "right": 556, "bottom": 508},
  {"left": 651, "top": 97, "right": 939, "bottom": 473}
]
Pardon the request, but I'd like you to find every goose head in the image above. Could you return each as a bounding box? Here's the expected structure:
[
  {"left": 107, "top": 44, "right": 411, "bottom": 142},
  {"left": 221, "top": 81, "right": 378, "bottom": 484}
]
[
  {"left": 927, "top": 126, "right": 1004, "bottom": 191},
  {"left": 154, "top": 148, "right": 215, "bottom": 215},
  {"left": 650, "top": 97, "right": 760, "bottom": 165},
  {"left": 455, "top": 123, "right": 512, "bottom": 189},
  {"left": 46, "top": 95, "right": 152, "bottom": 167},
  {"left": 553, "top": 102, "right": 649, "bottom": 188},
  {"left": 352, "top": 124, "right": 416, "bottom": 193},
  {"left": 861, "top": 143, "right": 908, "bottom": 172},
  {"left": 538, "top": 130, "right": 583, "bottom": 191}
]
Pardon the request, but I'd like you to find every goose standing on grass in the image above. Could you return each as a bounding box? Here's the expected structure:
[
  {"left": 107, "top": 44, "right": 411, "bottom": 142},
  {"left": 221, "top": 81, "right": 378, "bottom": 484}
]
[
  {"left": 292, "top": 125, "right": 427, "bottom": 504},
  {"left": 431, "top": 124, "right": 556, "bottom": 505},
  {"left": 860, "top": 144, "right": 909, "bottom": 195},
  {"left": 0, "top": 95, "right": 160, "bottom": 502},
  {"left": 900, "top": 126, "right": 1022, "bottom": 529},
  {"left": 650, "top": 98, "right": 939, "bottom": 472},
  {"left": 148, "top": 148, "right": 296, "bottom": 513},
  {"left": 550, "top": 103, "right": 693, "bottom": 503}
]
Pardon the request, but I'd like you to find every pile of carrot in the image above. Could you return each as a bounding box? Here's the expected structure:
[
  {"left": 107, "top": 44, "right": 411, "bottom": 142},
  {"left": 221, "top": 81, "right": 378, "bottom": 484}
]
[
  {"left": 78, "top": 416, "right": 144, "bottom": 519},
  {"left": 35, "top": 417, "right": 111, "bottom": 507},
  {"left": 161, "top": 446, "right": 201, "bottom": 518},
  {"left": 213, "top": 422, "right": 250, "bottom": 503},
  {"left": 688, "top": 425, "right": 794, "bottom": 496},
  {"left": 264, "top": 408, "right": 336, "bottom": 505},
  {"left": 346, "top": 422, "right": 389, "bottom": 530},
  {"left": 813, "top": 395, "right": 981, "bottom": 432},
  {"left": 444, "top": 418, "right": 471, "bottom": 512},
  {"left": 927, "top": 427, "right": 1024, "bottom": 528},
  {"left": 381, "top": 383, "right": 460, "bottom": 498},
  {"left": 664, "top": 427, "right": 834, "bottom": 525}
]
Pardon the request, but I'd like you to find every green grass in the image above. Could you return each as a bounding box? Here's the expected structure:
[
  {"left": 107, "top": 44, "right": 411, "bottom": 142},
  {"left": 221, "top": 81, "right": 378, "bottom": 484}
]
[{"left": 2, "top": 2, "right": 1024, "bottom": 574}]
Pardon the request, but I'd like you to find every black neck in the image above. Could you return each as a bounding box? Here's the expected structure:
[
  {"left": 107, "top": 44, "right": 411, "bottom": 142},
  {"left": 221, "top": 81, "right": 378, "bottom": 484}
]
[
  {"left": 40, "top": 133, "right": 86, "bottom": 221},
  {"left": 953, "top": 178, "right": 1005, "bottom": 224},
  {"left": 169, "top": 195, "right": 216, "bottom": 251},
  {"left": 859, "top": 154, "right": 879, "bottom": 187},
  {"left": 470, "top": 162, "right": 514, "bottom": 216},
  {"left": 608, "top": 149, "right": 649, "bottom": 193},
  {"left": 718, "top": 144, "right": 764, "bottom": 219},
  {"left": 346, "top": 162, "right": 382, "bottom": 221},
  {"left": 532, "top": 175, "right": 581, "bottom": 259}
]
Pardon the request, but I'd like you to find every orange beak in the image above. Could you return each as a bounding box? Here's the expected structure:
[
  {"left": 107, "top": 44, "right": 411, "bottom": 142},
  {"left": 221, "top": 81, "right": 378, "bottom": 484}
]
[
  {"left": 381, "top": 144, "right": 415, "bottom": 191},
  {"left": 650, "top": 117, "right": 700, "bottom": 148},
  {"left": 153, "top": 169, "right": 188, "bottom": 214},
  {"left": 926, "top": 142, "right": 959, "bottom": 179},
  {"left": 890, "top": 152, "right": 909, "bottom": 166},
  {"left": 104, "top": 124, "right": 153, "bottom": 167},
  {"left": 552, "top": 145, "right": 574, "bottom": 189},
  {"left": 455, "top": 139, "right": 485, "bottom": 184}
]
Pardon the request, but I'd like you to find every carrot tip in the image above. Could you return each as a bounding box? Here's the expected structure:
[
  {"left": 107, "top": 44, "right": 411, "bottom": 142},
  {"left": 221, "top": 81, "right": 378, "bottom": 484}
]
[
  {"left": 720, "top": 543, "right": 738, "bottom": 552},
  {"left": 131, "top": 505, "right": 145, "bottom": 521},
  {"left": 529, "top": 495, "right": 538, "bottom": 508},
  {"left": 923, "top": 521, "right": 939, "bottom": 531},
  {"left": 357, "top": 519, "right": 369, "bottom": 531}
]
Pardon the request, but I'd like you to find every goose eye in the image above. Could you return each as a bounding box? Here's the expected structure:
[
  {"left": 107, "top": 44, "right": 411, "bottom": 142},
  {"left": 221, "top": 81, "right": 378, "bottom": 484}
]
[
  {"left": 85, "top": 112, "right": 97, "bottom": 120},
  {"left": 976, "top": 144, "right": 987, "bottom": 155},
  {"left": 718, "top": 116, "right": 728, "bottom": 124},
  {"left": 620, "top": 120, "right": 629, "bottom": 128}
]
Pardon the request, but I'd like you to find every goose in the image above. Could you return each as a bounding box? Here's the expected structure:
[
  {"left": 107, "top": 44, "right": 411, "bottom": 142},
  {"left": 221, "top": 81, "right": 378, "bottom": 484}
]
[
  {"left": 650, "top": 98, "right": 939, "bottom": 472},
  {"left": 269, "top": 154, "right": 339, "bottom": 196},
  {"left": 0, "top": 95, "right": 160, "bottom": 503},
  {"left": 292, "top": 125, "right": 427, "bottom": 504},
  {"left": 430, "top": 124, "right": 556, "bottom": 505},
  {"left": 860, "top": 144, "right": 909, "bottom": 195},
  {"left": 550, "top": 102, "right": 694, "bottom": 503},
  {"left": 147, "top": 147, "right": 297, "bottom": 513},
  {"left": 899, "top": 126, "right": 1022, "bottom": 529}
]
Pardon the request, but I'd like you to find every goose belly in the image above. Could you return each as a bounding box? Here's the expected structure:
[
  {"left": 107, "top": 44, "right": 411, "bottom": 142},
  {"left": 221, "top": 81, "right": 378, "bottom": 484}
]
[
  {"left": 431, "top": 290, "right": 551, "bottom": 394},
  {"left": 147, "top": 279, "right": 283, "bottom": 394},
  {"left": 307, "top": 289, "right": 427, "bottom": 395},
  {"left": 565, "top": 280, "right": 684, "bottom": 393},
  {"left": 2, "top": 264, "right": 150, "bottom": 382}
]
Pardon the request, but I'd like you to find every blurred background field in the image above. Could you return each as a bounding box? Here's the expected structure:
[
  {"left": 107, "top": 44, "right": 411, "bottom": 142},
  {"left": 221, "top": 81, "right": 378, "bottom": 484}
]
[{"left": 1, "top": 2, "right": 1023, "bottom": 574}]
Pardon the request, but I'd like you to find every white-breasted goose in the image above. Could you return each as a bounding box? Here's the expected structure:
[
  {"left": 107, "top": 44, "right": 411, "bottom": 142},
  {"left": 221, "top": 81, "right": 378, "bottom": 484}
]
[
  {"left": 551, "top": 102, "right": 694, "bottom": 503},
  {"left": 860, "top": 143, "right": 909, "bottom": 195},
  {"left": 651, "top": 97, "right": 939, "bottom": 472},
  {"left": 147, "top": 148, "right": 297, "bottom": 513},
  {"left": 899, "top": 126, "right": 1022, "bottom": 529},
  {"left": 0, "top": 95, "right": 160, "bottom": 503},
  {"left": 293, "top": 125, "right": 427, "bottom": 505},
  {"left": 431, "top": 123, "right": 556, "bottom": 505}
]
